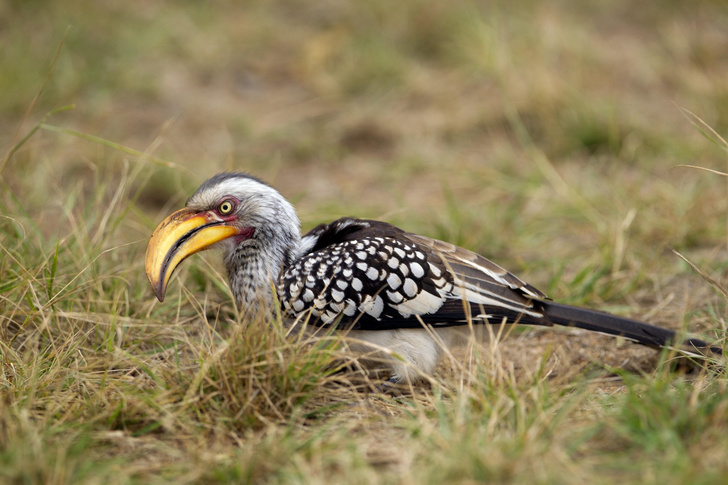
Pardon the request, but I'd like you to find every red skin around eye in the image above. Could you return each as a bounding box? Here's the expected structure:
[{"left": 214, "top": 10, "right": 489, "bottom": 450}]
[
  {"left": 211, "top": 197, "right": 254, "bottom": 242},
  {"left": 214, "top": 196, "right": 241, "bottom": 220}
]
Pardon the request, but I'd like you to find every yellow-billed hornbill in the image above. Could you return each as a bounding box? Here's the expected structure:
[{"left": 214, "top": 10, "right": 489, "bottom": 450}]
[{"left": 145, "top": 172, "right": 721, "bottom": 383}]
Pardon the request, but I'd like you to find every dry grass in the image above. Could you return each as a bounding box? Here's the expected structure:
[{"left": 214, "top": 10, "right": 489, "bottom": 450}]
[{"left": 2, "top": 0, "right": 728, "bottom": 483}]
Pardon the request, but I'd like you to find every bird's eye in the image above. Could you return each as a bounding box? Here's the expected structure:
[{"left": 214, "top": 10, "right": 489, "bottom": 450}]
[{"left": 218, "top": 200, "right": 234, "bottom": 215}]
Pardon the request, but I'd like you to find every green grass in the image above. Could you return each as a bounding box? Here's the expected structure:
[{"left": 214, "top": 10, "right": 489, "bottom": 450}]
[{"left": 2, "top": 0, "right": 728, "bottom": 483}]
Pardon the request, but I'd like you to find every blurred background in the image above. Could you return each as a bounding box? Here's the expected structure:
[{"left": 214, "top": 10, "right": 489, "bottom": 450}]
[
  {"left": 4, "top": 4, "right": 728, "bottom": 480},
  {"left": 2, "top": 0, "right": 728, "bottom": 306}
]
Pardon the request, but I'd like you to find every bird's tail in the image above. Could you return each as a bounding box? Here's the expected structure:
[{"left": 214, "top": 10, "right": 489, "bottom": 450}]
[{"left": 540, "top": 301, "right": 722, "bottom": 357}]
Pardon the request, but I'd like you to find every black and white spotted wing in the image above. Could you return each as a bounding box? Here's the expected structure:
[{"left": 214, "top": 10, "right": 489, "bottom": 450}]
[{"left": 277, "top": 218, "right": 552, "bottom": 330}]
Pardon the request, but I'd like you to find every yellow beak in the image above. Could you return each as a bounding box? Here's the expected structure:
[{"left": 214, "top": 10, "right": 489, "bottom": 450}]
[{"left": 145, "top": 208, "right": 239, "bottom": 301}]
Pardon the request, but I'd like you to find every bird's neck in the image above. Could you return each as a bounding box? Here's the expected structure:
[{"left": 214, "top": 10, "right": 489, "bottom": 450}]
[{"left": 224, "top": 231, "right": 301, "bottom": 319}]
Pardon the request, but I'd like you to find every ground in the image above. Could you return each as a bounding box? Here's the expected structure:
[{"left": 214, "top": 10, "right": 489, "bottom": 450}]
[{"left": 1, "top": 1, "right": 728, "bottom": 483}]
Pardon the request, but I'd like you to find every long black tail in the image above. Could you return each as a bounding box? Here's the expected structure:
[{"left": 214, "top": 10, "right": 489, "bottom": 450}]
[{"left": 541, "top": 301, "right": 722, "bottom": 357}]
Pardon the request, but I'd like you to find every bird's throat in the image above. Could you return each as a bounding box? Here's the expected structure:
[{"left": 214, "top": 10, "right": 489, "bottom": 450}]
[
  {"left": 225, "top": 241, "right": 285, "bottom": 319},
  {"left": 233, "top": 226, "right": 255, "bottom": 244}
]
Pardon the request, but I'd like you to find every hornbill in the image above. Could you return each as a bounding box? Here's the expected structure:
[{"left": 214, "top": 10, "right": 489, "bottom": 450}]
[{"left": 145, "top": 172, "right": 721, "bottom": 383}]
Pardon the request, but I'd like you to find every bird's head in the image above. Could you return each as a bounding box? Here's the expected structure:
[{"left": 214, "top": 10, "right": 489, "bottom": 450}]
[{"left": 145, "top": 173, "right": 300, "bottom": 302}]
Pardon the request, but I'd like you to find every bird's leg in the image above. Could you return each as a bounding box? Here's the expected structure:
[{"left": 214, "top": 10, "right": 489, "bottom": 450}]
[{"left": 378, "top": 375, "right": 406, "bottom": 394}]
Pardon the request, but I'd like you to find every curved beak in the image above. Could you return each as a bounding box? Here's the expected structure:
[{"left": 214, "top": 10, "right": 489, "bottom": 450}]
[{"left": 145, "top": 208, "right": 239, "bottom": 302}]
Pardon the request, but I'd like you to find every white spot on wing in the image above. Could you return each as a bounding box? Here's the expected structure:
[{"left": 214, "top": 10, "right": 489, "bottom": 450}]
[
  {"left": 394, "top": 290, "right": 444, "bottom": 317},
  {"left": 360, "top": 295, "right": 384, "bottom": 318},
  {"left": 366, "top": 267, "right": 379, "bottom": 280},
  {"left": 410, "top": 262, "right": 425, "bottom": 278},
  {"left": 352, "top": 278, "right": 363, "bottom": 292},
  {"left": 432, "top": 277, "right": 448, "bottom": 288},
  {"left": 343, "top": 300, "right": 357, "bottom": 316},
  {"left": 386, "top": 290, "right": 404, "bottom": 304},
  {"left": 387, "top": 273, "right": 402, "bottom": 289},
  {"left": 403, "top": 278, "right": 418, "bottom": 297}
]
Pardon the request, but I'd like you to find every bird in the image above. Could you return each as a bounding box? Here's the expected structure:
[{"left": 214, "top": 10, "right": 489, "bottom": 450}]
[{"left": 145, "top": 172, "right": 721, "bottom": 384}]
